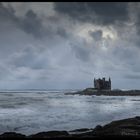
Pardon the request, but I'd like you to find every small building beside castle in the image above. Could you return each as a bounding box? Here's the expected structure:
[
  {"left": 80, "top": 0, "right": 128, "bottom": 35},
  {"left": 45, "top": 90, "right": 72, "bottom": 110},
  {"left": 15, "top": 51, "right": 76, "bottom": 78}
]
[{"left": 94, "top": 77, "right": 111, "bottom": 90}]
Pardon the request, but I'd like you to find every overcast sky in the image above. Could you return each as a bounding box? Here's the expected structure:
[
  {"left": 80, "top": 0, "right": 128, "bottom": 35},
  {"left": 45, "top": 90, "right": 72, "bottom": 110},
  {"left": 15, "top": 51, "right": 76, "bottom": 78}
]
[{"left": 0, "top": 2, "right": 140, "bottom": 90}]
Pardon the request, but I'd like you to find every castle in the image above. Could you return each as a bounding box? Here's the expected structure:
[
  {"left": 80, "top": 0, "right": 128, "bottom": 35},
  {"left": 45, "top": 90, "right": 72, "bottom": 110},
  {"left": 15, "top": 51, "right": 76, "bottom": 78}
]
[{"left": 94, "top": 77, "right": 111, "bottom": 90}]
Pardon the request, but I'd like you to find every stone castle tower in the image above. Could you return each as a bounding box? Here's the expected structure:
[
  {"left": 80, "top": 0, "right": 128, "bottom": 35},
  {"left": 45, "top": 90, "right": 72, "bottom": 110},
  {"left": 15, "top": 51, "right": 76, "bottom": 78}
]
[{"left": 94, "top": 77, "right": 111, "bottom": 90}]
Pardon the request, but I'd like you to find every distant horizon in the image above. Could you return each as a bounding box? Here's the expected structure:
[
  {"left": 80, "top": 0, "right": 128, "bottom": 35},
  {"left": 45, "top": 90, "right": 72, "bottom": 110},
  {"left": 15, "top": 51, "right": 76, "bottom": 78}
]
[{"left": 0, "top": 87, "right": 140, "bottom": 91}]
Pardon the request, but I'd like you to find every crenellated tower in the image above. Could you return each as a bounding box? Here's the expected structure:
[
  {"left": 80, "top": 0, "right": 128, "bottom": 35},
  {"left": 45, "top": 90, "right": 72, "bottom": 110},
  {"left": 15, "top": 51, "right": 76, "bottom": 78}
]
[{"left": 94, "top": 77, "right": 111, "bottom": 90}]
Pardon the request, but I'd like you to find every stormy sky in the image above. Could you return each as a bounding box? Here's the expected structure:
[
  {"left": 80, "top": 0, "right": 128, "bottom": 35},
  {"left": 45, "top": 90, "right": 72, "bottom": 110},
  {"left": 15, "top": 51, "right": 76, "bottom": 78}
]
[{"left": 0, "top": 2, "right": 140, "bottom": 90}]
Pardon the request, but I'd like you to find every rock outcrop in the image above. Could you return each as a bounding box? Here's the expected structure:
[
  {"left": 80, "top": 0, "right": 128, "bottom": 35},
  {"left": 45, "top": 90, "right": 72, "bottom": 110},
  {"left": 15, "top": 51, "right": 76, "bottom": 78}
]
[
  {"left": 1, "top": 116, "right": 140, "bottom": 138},
  {"left": 0, "top": 132, "right": 26, "bottom": 138},
  {"left": 65, "top": 88, "right": 140, "bottom": 96},
  {"left": 29, "top": 131, "right": 69, "bottom": 138}
]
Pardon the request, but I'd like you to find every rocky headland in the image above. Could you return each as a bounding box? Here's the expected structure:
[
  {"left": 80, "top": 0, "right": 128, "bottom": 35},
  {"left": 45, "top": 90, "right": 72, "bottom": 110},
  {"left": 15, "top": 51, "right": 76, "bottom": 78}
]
[
  {"left": 65, "top": 88, "right": 140, "bottom": 96},
  {"left": 1, "top": 116, "right": 140, "bottom": 138}
]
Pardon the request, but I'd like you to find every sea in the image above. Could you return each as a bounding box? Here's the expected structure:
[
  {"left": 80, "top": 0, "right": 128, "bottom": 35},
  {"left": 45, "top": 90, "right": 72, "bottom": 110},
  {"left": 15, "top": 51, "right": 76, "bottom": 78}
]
[{"left": 0, "top": 89, "right": 140, "bottom": 135}]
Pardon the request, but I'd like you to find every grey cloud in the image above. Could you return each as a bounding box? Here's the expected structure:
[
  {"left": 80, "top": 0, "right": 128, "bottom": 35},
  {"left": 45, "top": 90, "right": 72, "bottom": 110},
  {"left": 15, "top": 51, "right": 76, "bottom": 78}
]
[
  {"left": 135, "top": 16, "right": 140, "bottom": 36},
  {"left": 111, "top": 44, "right": 140, "bottom": 71},
  {"left": 54, "top": 2, "right": 129, "bottom": 25},
  {"left": 0, "top": 3, "right": 67, "bottom": 39},
  {"left": 0, "top": 3, "right": 16, "bottom": 21},
  {"left": 18, "top": 10, "right": 46, "bottom": 39},
  {"left": 70, "top": 42, "right": 90, "bottom": 62},
  {"left": 128, "top": 3, "right": 140, "bottom": 36},
  {"left": 89, "top": 30, "right": 103, "bottom": 41},
  {"left": 17, "top": 10, "right": 71, "bottom": 39},
  {"left": 0, "top": 3, "right": 46, "bottom": 39},
  {"left": 130, "top": 63, "right": 140, "bottom": 73},
  {"left": 56, "top": 27, "right": 69, "bottom": 38},
  {"left": 19, "top": 10, "right": 71, "bottom": 39},
  {"left": 0, "top": 64, "right": 11, "bottom": 80},
  {"left": 9, "top": 47, "right": 48, "bottom": 70},
  {"left": 124, "top": 74, "right": 140, "bottom": 79}
]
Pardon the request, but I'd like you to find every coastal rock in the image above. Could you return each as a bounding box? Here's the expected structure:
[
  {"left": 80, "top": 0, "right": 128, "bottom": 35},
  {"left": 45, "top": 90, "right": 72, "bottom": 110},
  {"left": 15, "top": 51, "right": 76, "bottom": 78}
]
[
  {"left": 29, "top": 131, "right": 69, "bottom": 138},
  {"left": 92, "top": 116, "right": 140, "bottom": 137},
  {"left": 0, "top": 132, "right": 26, "bottom": 138},
  {"left": 65, "top": 88, "right": 140, "bottom": 96},
  {"left": 69, "top": 116, "right": 140, "bottom": 137},
  {"left": 69, "top": 128, "right": 90, "bottom": 132},
  {"left": 1, "top": 117, "right": 140, "bottom": 138},
  {"left": 94, "top": 125, "right": 102, "bottom": 131}
]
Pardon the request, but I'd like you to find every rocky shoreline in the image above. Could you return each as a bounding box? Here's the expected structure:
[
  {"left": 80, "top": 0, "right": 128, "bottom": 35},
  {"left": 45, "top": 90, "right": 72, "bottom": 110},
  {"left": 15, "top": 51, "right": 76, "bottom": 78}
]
[
  {"left": 65, "top": 88, "right": 140, "bottom": 96},
  {"left": 1, "top": 116, "right": 140, "bottom": 138}
]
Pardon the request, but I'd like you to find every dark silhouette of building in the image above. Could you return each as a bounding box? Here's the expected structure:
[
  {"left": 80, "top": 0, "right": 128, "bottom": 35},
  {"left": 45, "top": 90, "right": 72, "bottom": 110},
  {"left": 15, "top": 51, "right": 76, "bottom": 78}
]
[{"left": 94, "top": 77, "right": 111, "bottom": 90}]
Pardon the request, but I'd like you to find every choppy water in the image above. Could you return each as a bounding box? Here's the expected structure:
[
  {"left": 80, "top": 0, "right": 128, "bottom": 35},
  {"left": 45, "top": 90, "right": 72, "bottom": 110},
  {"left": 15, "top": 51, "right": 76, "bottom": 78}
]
[{"left": 0, "top": 90, "right": 140, "bottom": 135}]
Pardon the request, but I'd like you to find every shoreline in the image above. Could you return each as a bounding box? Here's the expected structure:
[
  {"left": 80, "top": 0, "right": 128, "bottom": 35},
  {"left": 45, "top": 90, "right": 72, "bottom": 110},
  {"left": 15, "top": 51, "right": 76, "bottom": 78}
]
[
  {"left": 65, "top": 88, "right": 140, "bottom": 96},
  {"left": 1, "top": 116, "right": 140, "bottom": 138}
]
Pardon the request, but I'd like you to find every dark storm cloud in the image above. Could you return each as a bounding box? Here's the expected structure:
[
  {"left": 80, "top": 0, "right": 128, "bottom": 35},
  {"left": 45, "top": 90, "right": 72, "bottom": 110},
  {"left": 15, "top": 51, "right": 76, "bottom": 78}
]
[
  {"left": 17, "top": 9, "right": 70, "bottom": 39},
  {"left": 88, "top": 30, "right": 103, "bottom": 41},
  {"left": 18, "top": 10, "right": 46, "bottom": 39},
  {"left": 135, "top": 13, "right": 140, "bottom": 36},
  {"left": 54, "top": 2, "right": 129, "bottom": 25},
  {"left": 0, "top": 3, "right": 46, "bottom": 39},
  {"left": 0, "top": 3, "right": 68, "bottom": 39},
  {"left": 0, "top": 3, "right": 17, "bottom": 25}
]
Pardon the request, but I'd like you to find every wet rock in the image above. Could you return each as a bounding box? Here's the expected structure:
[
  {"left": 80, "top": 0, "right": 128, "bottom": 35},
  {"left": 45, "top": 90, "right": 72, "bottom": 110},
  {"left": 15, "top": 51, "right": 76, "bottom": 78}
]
[
  {"left": 2, "top": 116, "right": 140, "bottom": 138},
  {"left": 94, "top": 125, "right": 102, "bottom": 131},
  {"left": 70, "top": 128, "right": 90, "bottom": 133},
  {"left": 29, "top": 131, "right": 69, "bottom": 138},
  {"left": 65, "top": 88, "right": 140, "bottom": 96},
  {"left": 0, "top": 132, "right": 26, "bottom": 138},
  {"left": 92, "top": 117, "right": 140, "bottom": 137},
  {"left": 135, "top": 116, "right": 140, "bottom": 120}
]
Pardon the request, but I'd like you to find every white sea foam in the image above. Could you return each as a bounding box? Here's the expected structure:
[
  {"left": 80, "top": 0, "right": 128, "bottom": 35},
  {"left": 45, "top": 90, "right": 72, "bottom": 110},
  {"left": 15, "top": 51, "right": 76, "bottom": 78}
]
[{"left": 0, "top": 91, "right": 139, "bottom": 135}]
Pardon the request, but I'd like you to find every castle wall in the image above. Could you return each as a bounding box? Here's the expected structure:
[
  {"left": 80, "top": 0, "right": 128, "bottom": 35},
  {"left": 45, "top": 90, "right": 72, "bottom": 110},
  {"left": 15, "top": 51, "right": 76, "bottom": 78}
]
[{"left": 94, "top": 78, "right": 111, "bottom": 90}]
